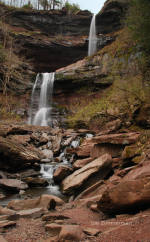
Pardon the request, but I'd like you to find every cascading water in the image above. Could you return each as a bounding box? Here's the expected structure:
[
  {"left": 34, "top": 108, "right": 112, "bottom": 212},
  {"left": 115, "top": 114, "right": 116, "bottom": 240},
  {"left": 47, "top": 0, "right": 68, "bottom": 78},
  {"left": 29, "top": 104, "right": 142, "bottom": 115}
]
[
  {"left": 88, "top": 14, "right": 97, "bottom": 56},
  {"left": 28, "top": 72, "right": 55, "bottom": 126}
]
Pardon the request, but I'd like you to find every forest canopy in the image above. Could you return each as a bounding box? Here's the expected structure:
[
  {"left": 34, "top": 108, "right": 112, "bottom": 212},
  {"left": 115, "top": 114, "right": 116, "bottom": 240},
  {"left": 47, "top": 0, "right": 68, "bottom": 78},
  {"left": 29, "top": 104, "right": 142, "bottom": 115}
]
[{"left": 0, "top": 0, "right": 80, "bottom": 11}]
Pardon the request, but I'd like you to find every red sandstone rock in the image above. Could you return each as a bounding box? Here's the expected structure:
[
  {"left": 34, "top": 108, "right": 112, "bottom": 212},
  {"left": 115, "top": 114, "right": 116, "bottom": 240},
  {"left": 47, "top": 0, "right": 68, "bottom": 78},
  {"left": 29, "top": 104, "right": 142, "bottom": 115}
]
[
  {"left": 62, "top": 154, "right": 112, "bottom": 194},
  {"left": 53, "top": 166, "right": 73, "bottom": 183}
]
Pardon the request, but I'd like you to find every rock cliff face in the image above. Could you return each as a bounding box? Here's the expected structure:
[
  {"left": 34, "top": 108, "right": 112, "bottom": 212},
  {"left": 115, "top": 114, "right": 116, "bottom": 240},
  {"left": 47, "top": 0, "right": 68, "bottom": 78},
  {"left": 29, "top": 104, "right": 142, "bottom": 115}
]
[
  {"left": 96, "top": 0, "right": 129, "bottom": 34},
  {"left": 0, "top": 0, "right": 129, "bottom": 95}
]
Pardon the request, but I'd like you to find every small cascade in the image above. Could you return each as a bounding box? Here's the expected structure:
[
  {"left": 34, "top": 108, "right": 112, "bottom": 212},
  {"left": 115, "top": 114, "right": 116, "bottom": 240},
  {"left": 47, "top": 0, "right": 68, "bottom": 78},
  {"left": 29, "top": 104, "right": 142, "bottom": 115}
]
[
  {"left": 88, "top": 14, "right": 97, "bottom": 56},
  {"left": 40, "top": 163, "right": 61, "bottom": 196},
  {"left": 28, "top": 72, "right": 55, "bottom": 126}
]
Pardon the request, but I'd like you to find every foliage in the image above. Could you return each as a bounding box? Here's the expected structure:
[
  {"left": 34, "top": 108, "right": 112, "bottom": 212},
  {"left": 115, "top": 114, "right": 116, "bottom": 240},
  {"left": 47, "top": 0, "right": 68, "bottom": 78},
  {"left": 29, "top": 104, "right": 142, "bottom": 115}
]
[
  {"left": 64, "top": 1, "right": 80, "bottom": 14},
  {"left": 0, "top": 0, "right": 70, "bottom": 10},
  {"left": 67, "top": 74, "right": 148, "bottom": 128},
  {"left": 22, "top": 1, "right": 33, "bottom": 9}
]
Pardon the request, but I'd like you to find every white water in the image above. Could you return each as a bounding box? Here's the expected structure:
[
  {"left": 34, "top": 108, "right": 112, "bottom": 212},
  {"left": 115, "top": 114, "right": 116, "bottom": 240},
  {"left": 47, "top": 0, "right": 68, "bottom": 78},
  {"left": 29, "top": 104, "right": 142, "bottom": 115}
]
[
  {"left": 28, "top": 72, "right": 55, "bottom": 126},
  {"left": 40, "top": 163, "right": 61, "bottom": 196},
  {"left": 88, "top": 14, "right": 97, "bottom": 56}
]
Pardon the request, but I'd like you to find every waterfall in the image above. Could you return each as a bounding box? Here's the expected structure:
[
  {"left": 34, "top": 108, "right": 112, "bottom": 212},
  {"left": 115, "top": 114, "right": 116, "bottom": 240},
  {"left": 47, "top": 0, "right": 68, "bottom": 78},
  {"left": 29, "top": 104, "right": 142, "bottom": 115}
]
[
  {"left": 28, "top": 72, "right": 55, "bottom": 126},
  {"left": 88, "top": 14, "right": 97, "bottom": 56}
]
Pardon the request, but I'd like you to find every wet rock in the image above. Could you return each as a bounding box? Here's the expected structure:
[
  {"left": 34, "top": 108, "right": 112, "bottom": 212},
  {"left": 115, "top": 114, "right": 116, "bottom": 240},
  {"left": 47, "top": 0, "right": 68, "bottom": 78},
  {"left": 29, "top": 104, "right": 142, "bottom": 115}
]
[
  {"left": 0, "top": 136, "right": 40, "bottom": 170},
  {"left": 53, "top": 166, "right": 73, "bottom": 183},
  {"left": 59, "top": 225, "right": 84, "bottom": 241},
  {"left": 52, "top": 133, "right": 62, "bottom": 154},
  {"left": 19, "top": 169, "right": 41, "bottom": 179},
  {"left": 23, "top": 177, "right": 48, "bottom": 187},
  {"left": 62, "top": 136, "right": 76, "bottom": 147},
  {"left": 0, "top": 179, "right": 28, "bottom": 193},
  {"left": 7, "top": 194, "right": 64, "bottom": 211},
  {"left": 92, "top": 132, "right": 140, "bottom": 145},
  {"left": 73, "top": 139, "right": 94, "bottom": 158},
  {"left": 62, "top": 154, "right": 112, "bottom": 194},
  {"left": 98, "top": 177, "right": 150, "bottom": 214},
  {"left": 73, "top": 157, "right": 93, "bottom": 169},
  {"left": 41, "top": 149, "right": 53, "bottom": 160}
]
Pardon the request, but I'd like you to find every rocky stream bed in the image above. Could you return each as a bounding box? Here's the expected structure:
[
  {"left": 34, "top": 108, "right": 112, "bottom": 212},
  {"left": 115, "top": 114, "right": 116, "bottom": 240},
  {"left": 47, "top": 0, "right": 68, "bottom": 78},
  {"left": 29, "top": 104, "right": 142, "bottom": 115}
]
[{"left": 0, "top": 120, "right": 149, "bottom": 241}]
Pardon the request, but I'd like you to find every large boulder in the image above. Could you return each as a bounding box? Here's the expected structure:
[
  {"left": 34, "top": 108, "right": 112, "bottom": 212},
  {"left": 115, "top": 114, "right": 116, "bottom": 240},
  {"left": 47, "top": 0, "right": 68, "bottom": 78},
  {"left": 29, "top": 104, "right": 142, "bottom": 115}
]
[
  {"left": 98, "top": 177, "right": 150, "bottom": 214},
  {"left": 62, "top": 154, "right": 112, "bottom": 194},
  {"left": 0, "top": 136, "right": 40, "bottom": 170},
  {"left": 98, "top": 159, "right": 150, "bottom": 214}
]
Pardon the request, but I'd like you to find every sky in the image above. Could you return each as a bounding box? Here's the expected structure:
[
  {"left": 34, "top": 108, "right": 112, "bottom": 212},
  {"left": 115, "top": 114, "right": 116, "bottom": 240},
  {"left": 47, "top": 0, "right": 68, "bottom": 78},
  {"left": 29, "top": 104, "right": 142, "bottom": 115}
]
[{"left": 69, "top": 0, "right": 106, "bottom": 14}]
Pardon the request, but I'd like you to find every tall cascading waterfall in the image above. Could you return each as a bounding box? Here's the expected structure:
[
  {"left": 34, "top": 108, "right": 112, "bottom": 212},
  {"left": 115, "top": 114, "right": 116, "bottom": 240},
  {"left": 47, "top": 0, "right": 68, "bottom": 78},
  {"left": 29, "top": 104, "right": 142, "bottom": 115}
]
[
  {"left": 88, "top": 14, "right": 97, "bottom": 56},
  {"left": 28, "top": 72, "right": 55, "bottom": 126}
]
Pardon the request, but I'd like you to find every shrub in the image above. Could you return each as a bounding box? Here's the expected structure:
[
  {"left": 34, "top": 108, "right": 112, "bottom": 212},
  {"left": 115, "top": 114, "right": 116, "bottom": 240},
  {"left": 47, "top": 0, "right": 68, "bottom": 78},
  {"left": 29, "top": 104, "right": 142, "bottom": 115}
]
[{"left": 64, "top": 1, "right": 80, "bottom": 14}]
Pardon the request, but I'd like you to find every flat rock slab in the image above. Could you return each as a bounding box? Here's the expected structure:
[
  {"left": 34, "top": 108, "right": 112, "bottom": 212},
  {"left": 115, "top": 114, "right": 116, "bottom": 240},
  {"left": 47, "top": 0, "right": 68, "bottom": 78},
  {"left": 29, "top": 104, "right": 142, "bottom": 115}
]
[
  {"left": 8, "top": 194, "right": 64, "bottom": 211},
  {"left": 0, "top": 179, "right": 28, "bottom": 192},
  {"left": 0, "top": 220, "right": 16, "bottom": 228},
  {"left": 16, "top": 208, "right": 44, "bottom": 219},
  {"left": 92, "top": 132, "right": 140, "bottom": 145},
  {"left": 62, "top": 154, "right": 112, "bottom": 194}
]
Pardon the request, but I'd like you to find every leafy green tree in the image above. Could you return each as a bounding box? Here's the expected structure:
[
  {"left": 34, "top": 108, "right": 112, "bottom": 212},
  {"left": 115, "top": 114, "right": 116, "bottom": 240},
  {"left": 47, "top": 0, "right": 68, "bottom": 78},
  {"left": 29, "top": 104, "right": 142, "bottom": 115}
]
[{"left": 65, "top": 1, "right": 80, "bottom": 14}]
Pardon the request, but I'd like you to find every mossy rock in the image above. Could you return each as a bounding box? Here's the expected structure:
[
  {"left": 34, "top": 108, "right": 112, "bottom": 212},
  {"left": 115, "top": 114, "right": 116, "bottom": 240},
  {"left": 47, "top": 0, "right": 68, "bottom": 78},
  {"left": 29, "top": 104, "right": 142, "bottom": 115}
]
[
  {"left": 122, "top": 145, "right": 142, "bottom": 160},
  {"left": 69, "top": 120, "right": 89, "bottom": 129}
]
